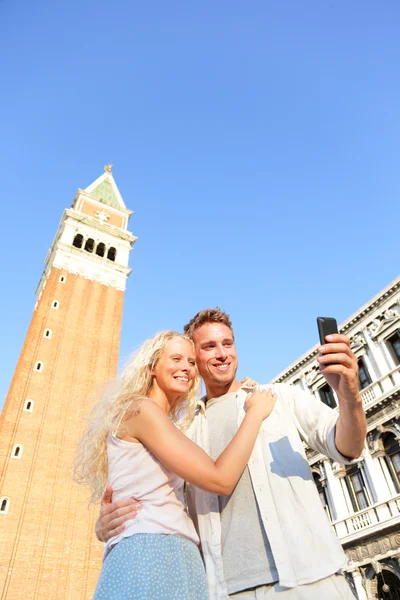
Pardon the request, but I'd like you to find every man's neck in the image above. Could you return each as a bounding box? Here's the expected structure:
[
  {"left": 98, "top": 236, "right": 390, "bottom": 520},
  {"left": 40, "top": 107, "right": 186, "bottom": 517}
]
[{"left": 204, "top": 378, "right": 241, "bottom": 402}]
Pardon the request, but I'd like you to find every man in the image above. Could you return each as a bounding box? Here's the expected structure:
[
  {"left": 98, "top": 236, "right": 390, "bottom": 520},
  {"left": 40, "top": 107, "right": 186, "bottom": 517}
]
[{"left": 97, "top": 308, "right": 366, "bottom": 599}]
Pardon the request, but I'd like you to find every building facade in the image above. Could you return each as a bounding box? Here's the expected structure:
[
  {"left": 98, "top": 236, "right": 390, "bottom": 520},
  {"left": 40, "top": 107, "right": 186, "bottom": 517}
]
[
  {"left": 0, "top": 167, "right": 136, "bottom": 599},
  {"left": 272, "top": 276, "right": 400, "bottom": 600}
]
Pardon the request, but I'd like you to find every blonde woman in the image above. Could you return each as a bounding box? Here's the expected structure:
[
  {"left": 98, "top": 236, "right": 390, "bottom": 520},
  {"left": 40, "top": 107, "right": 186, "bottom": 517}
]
[{"left": 75, "top": 331, "right": 276, "bottom": 600}]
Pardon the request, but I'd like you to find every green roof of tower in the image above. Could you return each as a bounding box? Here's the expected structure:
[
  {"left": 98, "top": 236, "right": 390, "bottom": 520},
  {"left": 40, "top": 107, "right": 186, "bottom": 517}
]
[{"left": 87, "top": 178, "right": 121, "bottom": 209}]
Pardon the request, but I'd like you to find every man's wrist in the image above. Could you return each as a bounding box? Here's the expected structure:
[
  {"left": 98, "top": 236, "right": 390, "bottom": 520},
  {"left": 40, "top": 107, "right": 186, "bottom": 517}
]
[{"left": 337, "top": 391, "right": 363, "bottom": 407}]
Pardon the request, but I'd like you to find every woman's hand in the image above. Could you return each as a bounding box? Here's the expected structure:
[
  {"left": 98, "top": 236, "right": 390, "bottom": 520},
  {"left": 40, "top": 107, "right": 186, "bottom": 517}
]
[
  {"left": 239, "top": 377, "right": 259, "bottom": 389},
  {"left": 245, "top": 388, "right": 277, "bottom": 420}
]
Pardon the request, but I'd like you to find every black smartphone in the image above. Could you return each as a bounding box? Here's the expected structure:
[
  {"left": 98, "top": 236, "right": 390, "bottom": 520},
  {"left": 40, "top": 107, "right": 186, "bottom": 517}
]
[{"left": 317, "top": 317, "right": 338, "bottom": 345}]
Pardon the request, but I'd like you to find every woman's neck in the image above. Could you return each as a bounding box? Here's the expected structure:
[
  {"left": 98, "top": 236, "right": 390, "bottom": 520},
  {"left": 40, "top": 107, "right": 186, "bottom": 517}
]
[{"left": 148, "top": 384, "right": 174, "bottom": 414}]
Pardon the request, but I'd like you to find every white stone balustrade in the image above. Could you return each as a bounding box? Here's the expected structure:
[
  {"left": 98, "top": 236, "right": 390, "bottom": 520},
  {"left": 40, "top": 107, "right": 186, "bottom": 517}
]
[
  {"left": 360, "top": 365, "right": 400, "bottom": 410},
  {"left": 332, "top": 494, "right": 400, "bottom": 542}
]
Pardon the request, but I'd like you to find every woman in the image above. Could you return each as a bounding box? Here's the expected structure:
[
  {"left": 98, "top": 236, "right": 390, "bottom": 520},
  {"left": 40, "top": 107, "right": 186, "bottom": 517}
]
[{"left": 75, "top": 330, "right": 275, "bottom": 600}]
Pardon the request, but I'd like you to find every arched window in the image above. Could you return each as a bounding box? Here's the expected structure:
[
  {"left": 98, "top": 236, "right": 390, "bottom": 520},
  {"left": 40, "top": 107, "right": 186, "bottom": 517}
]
[
  {"left": 313, "top": 473, "right": 331, "bottom": 520},
  {"left": 318, "top": 384, "right": 337, "bottom": 409},
  {"left": 12, "top": 445, "right": 23, "bottom": 459},
  {"left": 383, "top": 433, "right": 400, "bottom": 493},
  {"left": 59, "top": 275, "right": 66, "bottom": 283},
  {"left": 24, "top": 400, "right": 34, "bottom": 412},
  {"left": 358, "top": 357, "right": 372, "bottom": 390},
  {"left": 72, "top": 234, "right": 83, "bottom": 249},
  {"left": 84, "top": 238, "right": 95, "bottom": 253},
  {"left": 43, "top": 329, "right": 52, "bottom": 339},
  {"left": 34, "top": 361, "right": 43, "bottom": 372},
  {"left": 52, "top": 300, "right": 59, "bottom": 310},
  {"left": 0, "top": 497, "right": 10, "bottom": 514},
  {"left": 345, "top": 466, "right": 370, "bottom": 511},
  {"left": 96, "top": 242, "right": 106, "bottom": 257},
  {"left": 387, "top": 331, "right": 400, "bottom": 365},
  {"left": 107, "top": 247, "right": 116, "bottom": 262}
]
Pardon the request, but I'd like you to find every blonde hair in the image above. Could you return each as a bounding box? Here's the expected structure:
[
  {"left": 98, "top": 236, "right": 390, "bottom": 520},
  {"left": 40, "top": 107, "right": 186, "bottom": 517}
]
[
  {"left": 183, "top": 307, "right": 233, "bottom": 339},
  {"left": 74, "top": 330, "right": 200, "bottom": 503}
]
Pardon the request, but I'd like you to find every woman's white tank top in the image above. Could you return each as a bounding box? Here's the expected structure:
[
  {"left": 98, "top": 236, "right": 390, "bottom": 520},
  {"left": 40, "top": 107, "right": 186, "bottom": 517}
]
[{"left": 103, "top": 432, "right": 199, "bottom": 559}]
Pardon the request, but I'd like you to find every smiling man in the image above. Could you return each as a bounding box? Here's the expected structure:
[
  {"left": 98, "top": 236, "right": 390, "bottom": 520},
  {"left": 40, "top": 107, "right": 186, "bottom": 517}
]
[{"left": 96, "top": 308, "right": 366, "bottom": 599}]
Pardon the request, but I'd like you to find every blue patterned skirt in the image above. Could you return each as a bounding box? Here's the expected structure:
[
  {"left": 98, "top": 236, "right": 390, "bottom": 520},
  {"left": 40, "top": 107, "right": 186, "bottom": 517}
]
[{"left": 93, "top": 533, "right": 208, "bottom": 600}]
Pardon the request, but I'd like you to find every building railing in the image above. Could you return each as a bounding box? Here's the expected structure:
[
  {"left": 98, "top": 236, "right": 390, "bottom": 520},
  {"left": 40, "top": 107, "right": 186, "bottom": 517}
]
[
  {"left": 332, "top": 494, "right": 400, "bottom": 541},
  {"left": 360, "top": 364, "right": 400, "bottom": 410}
]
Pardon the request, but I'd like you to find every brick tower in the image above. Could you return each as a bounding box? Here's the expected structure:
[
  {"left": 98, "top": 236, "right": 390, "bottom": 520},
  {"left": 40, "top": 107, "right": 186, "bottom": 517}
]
[{"left": 0, "top": 166, "right": 136, "bottom": 599}]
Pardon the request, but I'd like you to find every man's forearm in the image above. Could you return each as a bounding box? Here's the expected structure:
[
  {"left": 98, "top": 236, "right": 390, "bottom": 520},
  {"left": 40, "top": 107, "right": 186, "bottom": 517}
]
[{"left": 335, "top": 395, "right": 367, "bottom": 459}]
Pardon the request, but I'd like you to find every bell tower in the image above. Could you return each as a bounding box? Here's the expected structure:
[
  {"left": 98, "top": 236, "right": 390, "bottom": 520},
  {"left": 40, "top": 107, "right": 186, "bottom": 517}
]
[{"left": 0, "top": 167, "right": 136, "bottom": 599}]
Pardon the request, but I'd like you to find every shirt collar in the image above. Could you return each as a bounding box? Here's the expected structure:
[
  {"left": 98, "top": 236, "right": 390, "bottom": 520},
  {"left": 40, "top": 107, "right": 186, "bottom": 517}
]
[{"left": 195, "top": 386, "right": 250, "bottom": 414}]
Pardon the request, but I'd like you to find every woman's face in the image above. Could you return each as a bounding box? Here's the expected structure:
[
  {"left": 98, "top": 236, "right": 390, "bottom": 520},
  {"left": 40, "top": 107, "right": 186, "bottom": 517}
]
[{"left": 152, "top": 337, "right": 196, "bottom": 401}]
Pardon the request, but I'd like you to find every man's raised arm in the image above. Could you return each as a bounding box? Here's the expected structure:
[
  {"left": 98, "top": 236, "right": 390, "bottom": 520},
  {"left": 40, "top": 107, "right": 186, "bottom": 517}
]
[
  {"left": 288, "top": 334, "right": 366, "bottom": 464},
  {"left": 317, "top": 333, "right": 366, "bottom": 459},
  {"left": 95, "top": 484, "right": 141, "bottom": 543}
]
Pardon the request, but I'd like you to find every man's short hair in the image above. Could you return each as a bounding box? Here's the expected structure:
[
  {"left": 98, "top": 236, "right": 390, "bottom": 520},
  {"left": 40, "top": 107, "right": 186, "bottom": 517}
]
[{"left": 183, "top": 307, "right": 234, "bottom": 339}]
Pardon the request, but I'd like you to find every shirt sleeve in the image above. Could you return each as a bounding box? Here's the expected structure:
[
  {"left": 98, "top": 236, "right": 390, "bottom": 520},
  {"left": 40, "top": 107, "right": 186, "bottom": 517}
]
[{"left": 278, "top": 383, "right": 364, "bottom": 465}]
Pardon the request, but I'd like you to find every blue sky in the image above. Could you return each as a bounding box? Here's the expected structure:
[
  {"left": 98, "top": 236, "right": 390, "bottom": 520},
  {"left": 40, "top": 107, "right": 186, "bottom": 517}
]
[{"left": 0, "top": 1, "right": 399, "bottom": 411}]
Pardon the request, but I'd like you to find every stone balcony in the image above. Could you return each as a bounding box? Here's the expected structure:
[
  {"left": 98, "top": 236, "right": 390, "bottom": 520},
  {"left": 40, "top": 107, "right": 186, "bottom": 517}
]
[
  {"left": 361, "top": 364, "right": 400, "bottom": 412},
  {"left": 332, "top": 494, "right": 400, "bottom": 544}
]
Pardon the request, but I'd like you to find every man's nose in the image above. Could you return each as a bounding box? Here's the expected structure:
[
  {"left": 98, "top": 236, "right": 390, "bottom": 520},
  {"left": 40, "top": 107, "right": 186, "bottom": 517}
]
[{"left": 215, "top": 345, "right": 227, "bottom": 359}]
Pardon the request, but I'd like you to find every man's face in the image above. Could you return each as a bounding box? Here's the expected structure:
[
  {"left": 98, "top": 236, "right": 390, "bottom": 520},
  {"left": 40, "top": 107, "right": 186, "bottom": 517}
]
[{"left": 192, "top": 322, "right": 238, "bottom": 389}]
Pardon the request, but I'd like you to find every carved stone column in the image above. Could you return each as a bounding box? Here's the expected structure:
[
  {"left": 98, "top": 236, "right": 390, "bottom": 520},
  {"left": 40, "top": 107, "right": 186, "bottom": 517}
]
[{"left": 350, "top": 569, "right": 368, "bottom": 600}]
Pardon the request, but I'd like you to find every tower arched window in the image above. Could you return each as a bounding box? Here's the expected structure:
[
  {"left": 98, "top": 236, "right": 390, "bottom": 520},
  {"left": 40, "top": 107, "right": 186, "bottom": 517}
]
[
  {"left": 73, "top": 234, "right": 83, "bottom": 249},
  {"left": 382, "top": 432, "right": 400, "bottom": 493},
  {"left": 84, "top": 238, "right": 95, "bottom": 253},
  {"left": 107, "top": 247, "right": 116, "bottom": 262},
  {"left": 12, "top": 445, "right": 23, "bottom": 459},
  {"left": 96, "top": 242, "right": 106, "bottom": 257},
  {"left": 34, "top": 361, "right": 44, "bottom": 372},
  {"left": 0, "top": 497, "right": 10, "bottom": 514},
  {"left": 43, "top": 329, "right": 52, "bottom": 339}
]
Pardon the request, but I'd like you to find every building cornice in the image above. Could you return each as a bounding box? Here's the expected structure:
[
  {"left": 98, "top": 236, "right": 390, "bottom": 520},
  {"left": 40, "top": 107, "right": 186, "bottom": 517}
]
[{"left": 272, "top": 276, "right": 400, "bottom": 383}]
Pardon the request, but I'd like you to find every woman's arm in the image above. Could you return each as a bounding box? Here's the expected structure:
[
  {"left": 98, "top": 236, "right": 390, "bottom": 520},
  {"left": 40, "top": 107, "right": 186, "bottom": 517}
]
[{"left": 125, "top": 390, "right": 276, "bottom": 496}]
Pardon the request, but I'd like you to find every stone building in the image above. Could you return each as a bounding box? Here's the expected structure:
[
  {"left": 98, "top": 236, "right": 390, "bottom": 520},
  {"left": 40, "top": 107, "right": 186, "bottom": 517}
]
[
  {"left": 272, "top": 276, "right": 400, "bottom": 600},
  {"left": 0, "top": 167, "right": 136, "bottom": 599}
]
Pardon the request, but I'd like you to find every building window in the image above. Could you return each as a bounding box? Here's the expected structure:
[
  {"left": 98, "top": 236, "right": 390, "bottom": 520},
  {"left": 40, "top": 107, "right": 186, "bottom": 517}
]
[
  {"left": 387, "top": 331, "right": 400, "bottom": 365},
  {"left": 59, "top": 275, "right": 66, "bottom": 283},
  {"left": 52, "top": 300, "right": 59, "bottom": 309},
  {"left": 34, "top": 361, "right": 43, "bottom": 372},
  {"left": 358, "top": 357, "right": 372, "bottom": 390},
  {"left": 96, "top": 242, "right": 106, "bottom": 257},
  {"left": 346, "top": 468, "right": 370, "bottom": 511},
  {"left": 43, "top": 329, "right": 52, "bottom": 339},
  {"left": 72, "top": 234, "right": 83, "bottom": 249},
  {"left": 24, "top": 400, "right": 34, "bottom": 412},
  {"left": 11, "top": 445, "right": 23, "bottom": 459},
  {"left": 107, "top": 247, "right": 116, "bottom": 262},
  {"left": 84, "top": 238, "right": 95, "bottom": 253},
  {"left": 0, "top": 497, "right": 10, "bottom": 514},
  {"left": 313, "top": 473, "right": 331, "bottom": 520},
  {"left": 383, "top": 433, "right": 400, "bottom": 493},
  {"left": 319, "top": 384, "right": 337, "bottom": 409}
]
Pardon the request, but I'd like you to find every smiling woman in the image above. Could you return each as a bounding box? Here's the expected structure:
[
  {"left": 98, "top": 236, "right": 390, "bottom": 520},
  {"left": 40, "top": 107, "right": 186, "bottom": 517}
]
[{"left": 74, "top": 330, "right": 274, "bottom": 600}]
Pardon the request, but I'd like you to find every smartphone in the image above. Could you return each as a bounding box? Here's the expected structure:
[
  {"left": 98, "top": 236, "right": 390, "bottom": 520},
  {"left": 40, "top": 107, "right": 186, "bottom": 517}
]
[{"left": 317, "top": 317, "right": 338, "bottom": 345}]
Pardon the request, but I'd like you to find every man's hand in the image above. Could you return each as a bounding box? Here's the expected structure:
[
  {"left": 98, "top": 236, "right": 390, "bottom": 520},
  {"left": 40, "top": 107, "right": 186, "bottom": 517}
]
[
  {"left": 239, "top": 377, "right": 259, "bottom": 389},
  {"left": 317, "top": 334, "right": 366, "bottom": 459},
  {"left": 317, "top": 334, "right": 360, "bottom": 402},
  {"left": 95, "top": 484, "right": 141, "bottom": 543}
]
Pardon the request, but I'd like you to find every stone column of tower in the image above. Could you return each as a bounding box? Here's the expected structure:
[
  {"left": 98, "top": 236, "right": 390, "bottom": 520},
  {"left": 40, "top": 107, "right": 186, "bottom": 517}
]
[{"left": 0, "top": 167, "right": 136, "bottom": 600}]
